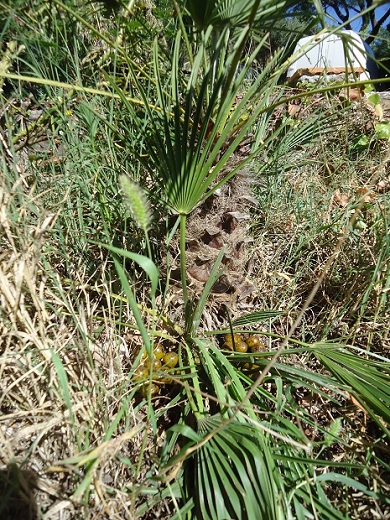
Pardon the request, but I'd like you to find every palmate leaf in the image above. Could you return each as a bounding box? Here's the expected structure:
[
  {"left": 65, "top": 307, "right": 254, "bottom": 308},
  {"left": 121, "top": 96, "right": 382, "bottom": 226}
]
[
  {"left": 177, "top": 340, "right": 286, "bottom": 519},
  {"left": 164, "top": 339, "right": 352, "bottom": 519},
  {"left": 185, "top": 415, "right": 285, "bottom": 520},
  {"left": 122, "top": 5, "right": 340, "bottom": 220},
  {"left": 186, "top": 0, "right": 304, "bottom": 30},
  {"left": 313, "top": 344, "right": 390, "bottom": 432},
  {"left": 126, "top": 26, "right": 284, "bottom": 217}
]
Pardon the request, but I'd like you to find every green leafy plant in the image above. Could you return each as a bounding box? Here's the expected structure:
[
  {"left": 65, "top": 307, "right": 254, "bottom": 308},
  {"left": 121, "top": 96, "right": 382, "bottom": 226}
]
[
  {"left": 375, "top": 121, "right": 390, "bottom": 141},
  {"left": 96, "top": 2, "right": 390, "bottom": 517}
]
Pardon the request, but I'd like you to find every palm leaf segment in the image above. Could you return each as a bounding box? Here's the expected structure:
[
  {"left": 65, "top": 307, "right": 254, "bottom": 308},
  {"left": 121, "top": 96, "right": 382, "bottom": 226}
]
[
  {"left": 193, "top": 415, "right": 284, "bottom": 520},
  {"left": 186, "top": 0, "right": 296, "bottom": 30},
  {"left": 133, "top": 27, "right": 283, "bottom": 217},
  {"left": 127, "top": 0, "right": 306, "bottom": 217}
]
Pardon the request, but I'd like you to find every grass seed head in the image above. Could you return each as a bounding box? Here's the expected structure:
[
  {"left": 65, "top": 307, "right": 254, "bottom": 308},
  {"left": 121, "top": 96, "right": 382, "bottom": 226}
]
[{"left": 119, "top": 174, "right": 151, "bottom": 231}]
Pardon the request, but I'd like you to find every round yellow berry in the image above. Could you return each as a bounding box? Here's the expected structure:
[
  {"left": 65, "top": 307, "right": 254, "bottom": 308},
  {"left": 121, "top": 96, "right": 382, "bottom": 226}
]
[
  {"left": 140, "top": 383, "right": 160, "bottom": 396},
  {"left": 146, "top": 357, "right": 161, "bottom": 370},
  {"left": 223, "top": 334, "right": 243, "bottom": 350},
  {"left": 132, "top": 367, "right": 148, "bottom": 382},
  {"left": 234, "top": 338, "right": 248, "bottom": 353},
  {"left": 163, "top": 352, "right": 179, "bottom": 368},
  {"left": 246, "top": 336, "right": 266, "bottom": 352},
  {"left": 153, "top": 343, "right": 166, "bottom": 359}
]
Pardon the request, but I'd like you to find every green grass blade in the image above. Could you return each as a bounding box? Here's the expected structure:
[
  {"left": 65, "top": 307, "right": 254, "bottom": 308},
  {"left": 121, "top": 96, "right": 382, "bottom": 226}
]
[
  {"left": 99, "top": 243, "right": 159, "bottom": 303},
  {"left": 112, "top": 255, "right": 152, "bottom": 355},
  {"left": 189, "top": 246, "right": 226, "bottom": 336},
  {"left": 50, "top": 350, "right": 74, "bottom": 425}
]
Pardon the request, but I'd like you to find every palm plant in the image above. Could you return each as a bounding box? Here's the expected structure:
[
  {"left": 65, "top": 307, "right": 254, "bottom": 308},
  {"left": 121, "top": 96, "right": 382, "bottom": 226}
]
[
  {"left": 119, "top": 0, "right": 325, "bottom": 325},
  {"left": 1, "top": 0, "right": 389, "bottom": 518},
  {"left": 106, "top": 2, "right": 390, "bottom": 518},
  {"left": 98, "top": 0, "right": 390, "bottom": 517},
  {"left": 124, "top": 5, "right": 390, "bottom": 520}
]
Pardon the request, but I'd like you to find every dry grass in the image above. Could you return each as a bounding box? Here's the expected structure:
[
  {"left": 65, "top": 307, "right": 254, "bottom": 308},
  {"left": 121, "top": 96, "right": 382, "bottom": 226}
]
[{"left": 0, "top": 172, "right": 138, "bottom": 518}]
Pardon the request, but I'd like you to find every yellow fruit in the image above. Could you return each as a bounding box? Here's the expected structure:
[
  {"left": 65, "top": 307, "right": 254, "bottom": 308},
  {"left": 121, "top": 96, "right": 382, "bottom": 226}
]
[
  {"left": 234, "top": 339, "right": 248, "bottom": 353},
  {"left": 144, "top": 357, "right": 161, "bottom": 371},
  {"left": 246, "top": 336, "right": 266, "bottom": 352},
  {"left": 163, "top": 352, "right": 179, "bottom": 368},
  {"left": 223, "top": 334, "right": 243, "bottom": 350},
  {"left": 140, "top": 383, "right": 160, "bottom": 396},
  {"left": 153, "top": 343, "right": 166, "bottom": 359},
  {"left": 137, "top": 349, "right": 148, "bottom": 361},
  {"left": 159, "top": 375, "right": 173, "bottom": 384},
  {"left": 132, "top": 367, "right": 148, "bottom": 382}
]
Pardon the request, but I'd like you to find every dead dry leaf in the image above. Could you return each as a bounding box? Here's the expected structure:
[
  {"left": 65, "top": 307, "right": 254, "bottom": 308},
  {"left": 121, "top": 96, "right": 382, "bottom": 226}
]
[
  {"left": 356, "top": 187, "right": 376, "bottom": 203},
  {"left": 334, "top": 189, "right": 350, "bottom": 207},
  {"left": 188, "top": 263, "right": 211, "bottom": 282}
]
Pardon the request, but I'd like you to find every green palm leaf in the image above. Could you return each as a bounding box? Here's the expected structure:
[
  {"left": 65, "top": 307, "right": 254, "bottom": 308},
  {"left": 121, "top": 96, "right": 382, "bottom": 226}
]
[
  {"left": 160, "top": 339, "right": 363, "bottom": 519},
  {"left": 189, "top": 415, "right": 285, "bottom": 520},
  {"left": 124, "top": 27, "right": 285, "bottom": 217},
  {"left": 313, "top": 344, "right": 390, "bottom": 432},
  {"left": 186, "top": 0, "right": 306, "bottom": 30}
]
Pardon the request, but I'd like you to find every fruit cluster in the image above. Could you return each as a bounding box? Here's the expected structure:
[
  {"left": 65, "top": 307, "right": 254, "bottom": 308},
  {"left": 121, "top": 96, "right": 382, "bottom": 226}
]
[
  {"left": 222, "top": 334, "right": 266, "bottom": 376},
  {"left": 132, "top": 343, "right": 179, "bottom": 397},
  {"left": 222, "top": 333, "right": 265, "bottom": 353}
]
